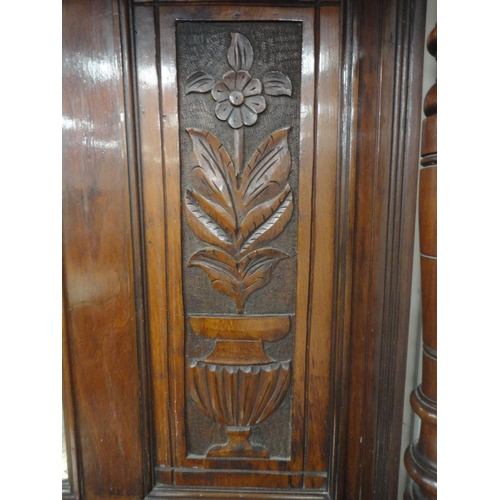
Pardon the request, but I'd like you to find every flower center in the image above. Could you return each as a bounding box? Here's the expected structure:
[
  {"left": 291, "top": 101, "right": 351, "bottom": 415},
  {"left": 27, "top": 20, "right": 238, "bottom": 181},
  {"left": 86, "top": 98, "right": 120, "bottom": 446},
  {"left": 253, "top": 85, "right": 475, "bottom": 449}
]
[{"left": 229, "top": 91, "right": 244, "bottom": 106}]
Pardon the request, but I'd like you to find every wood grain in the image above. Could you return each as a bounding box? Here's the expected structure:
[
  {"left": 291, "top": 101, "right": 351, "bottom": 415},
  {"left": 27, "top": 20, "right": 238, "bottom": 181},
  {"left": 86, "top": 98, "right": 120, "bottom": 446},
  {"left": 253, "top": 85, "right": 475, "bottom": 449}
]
[{"left": 62, "top": 0, "right": 144, "bottom": 496}]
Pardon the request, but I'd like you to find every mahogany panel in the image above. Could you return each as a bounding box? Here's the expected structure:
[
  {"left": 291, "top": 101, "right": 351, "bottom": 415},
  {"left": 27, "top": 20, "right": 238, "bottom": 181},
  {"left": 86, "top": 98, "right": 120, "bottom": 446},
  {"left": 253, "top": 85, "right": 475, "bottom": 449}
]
[
  {"left": 62, "top": 0, "right": 144, "bottom": 496},
  {"left": 62, "top": 0, "right": 427, "bottom": 498}
]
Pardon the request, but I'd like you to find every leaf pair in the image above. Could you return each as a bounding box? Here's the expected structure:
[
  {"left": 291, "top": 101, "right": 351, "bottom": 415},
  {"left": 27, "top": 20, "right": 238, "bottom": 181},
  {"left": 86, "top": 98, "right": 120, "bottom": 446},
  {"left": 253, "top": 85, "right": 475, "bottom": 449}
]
[
  {"left": 184, "top": 127, "right": 294, "bottom": 312},
  {"left": 189, "top": 248, "right": 288, "bottom": 314}
]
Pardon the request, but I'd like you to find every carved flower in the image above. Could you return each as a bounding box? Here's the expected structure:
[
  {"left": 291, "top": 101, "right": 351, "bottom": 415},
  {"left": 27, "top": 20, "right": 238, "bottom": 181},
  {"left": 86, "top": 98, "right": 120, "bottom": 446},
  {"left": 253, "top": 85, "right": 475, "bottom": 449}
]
[
  {"left": 185, "top": 33, "right": 292, "bottom": 130},
  {"left": 211, "top": 70, "right": 266, "bottom": 129}
]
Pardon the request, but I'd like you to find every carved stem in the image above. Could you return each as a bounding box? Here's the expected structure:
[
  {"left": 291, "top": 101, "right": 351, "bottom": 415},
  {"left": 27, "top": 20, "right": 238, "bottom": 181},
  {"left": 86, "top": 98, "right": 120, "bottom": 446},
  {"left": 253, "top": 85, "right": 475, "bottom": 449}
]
[
  {"left": 236, "top": 295, "right": 244, "bottom": 315},
  {"left": 234, "top": 127, "right": 244, "bottom": 179}
]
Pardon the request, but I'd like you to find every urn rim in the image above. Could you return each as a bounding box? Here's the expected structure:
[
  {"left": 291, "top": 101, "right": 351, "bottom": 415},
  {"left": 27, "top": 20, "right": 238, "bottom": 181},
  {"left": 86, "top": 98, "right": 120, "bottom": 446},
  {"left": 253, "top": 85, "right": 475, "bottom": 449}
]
[{"left": 189, "top": 314, "right": 291, "bottom": 342}]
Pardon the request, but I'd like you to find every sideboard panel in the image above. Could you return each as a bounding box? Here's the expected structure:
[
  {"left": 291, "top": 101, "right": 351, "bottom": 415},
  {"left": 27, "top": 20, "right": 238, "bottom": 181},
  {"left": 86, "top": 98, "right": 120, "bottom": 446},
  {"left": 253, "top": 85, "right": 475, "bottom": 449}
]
[{"left": 62, "top": 0, "right": 426, "bottom": 498}]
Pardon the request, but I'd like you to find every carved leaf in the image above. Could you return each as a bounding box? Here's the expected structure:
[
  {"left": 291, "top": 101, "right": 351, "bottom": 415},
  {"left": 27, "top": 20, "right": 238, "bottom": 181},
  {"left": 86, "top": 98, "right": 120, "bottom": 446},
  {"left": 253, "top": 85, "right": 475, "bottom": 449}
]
[
  {"left": 188, "top": 188, "right": 236, "bottom": 236},
  {"left": 240, "top": 190, "right": 293, "bottom": 255},
  {"left": 186, "top": 71, "right": 215, "bottom": 94},
  {"left": 185, "top": 124, "right": 294, "bottom": 312},
  {"left": 188, "top": 249, "right": 240, "bottom": 304},
  {"left": 239, "top": 184, "right": 291, "bottom": 241},
  {"left": 184, "top": 191, "right": 233, "bottom": 253},
  {"left": 227, "top": 33, "right": 254, "bottom": 72},
  {"left": 238, "top": 248, "right": 289, "bottom": 304},
  {"left": 263, "top": 71, "right": 292, "bottom": 96},
  {"left": 240, "top": 128, "right": 291, "bottom": 212},
  {"left": 186, "top": 129, "right": 237, "bottom": 219}
]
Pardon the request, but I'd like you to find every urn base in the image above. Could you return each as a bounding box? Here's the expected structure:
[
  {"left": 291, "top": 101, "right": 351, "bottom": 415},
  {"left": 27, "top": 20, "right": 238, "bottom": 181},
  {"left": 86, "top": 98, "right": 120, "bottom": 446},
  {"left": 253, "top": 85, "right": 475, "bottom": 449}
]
[{"left": 207, "top": 427, "right": 269, "bottom": 458}]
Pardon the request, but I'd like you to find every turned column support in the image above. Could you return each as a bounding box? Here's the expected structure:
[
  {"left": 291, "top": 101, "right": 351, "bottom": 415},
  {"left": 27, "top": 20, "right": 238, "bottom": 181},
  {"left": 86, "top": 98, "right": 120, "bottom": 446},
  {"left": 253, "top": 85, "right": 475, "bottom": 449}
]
[{"left": 404, "top": 23, "right": 437, "bottom": 500}]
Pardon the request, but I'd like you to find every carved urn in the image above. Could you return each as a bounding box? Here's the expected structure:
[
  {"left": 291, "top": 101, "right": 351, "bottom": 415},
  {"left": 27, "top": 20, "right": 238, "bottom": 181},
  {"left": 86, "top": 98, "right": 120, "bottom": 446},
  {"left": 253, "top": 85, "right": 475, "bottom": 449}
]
[{"left": 188, "top": 315, "right": 291, "bottom": 457}]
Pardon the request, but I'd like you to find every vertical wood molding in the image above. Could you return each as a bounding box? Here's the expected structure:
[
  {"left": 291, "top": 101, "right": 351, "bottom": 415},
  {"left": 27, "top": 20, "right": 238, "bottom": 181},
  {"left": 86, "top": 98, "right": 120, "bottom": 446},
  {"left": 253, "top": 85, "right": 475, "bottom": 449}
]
[
  {"left": 118, "top": 0, "right": 154, "bottom": 492},
  {"left": 62, "top": 0, "right": 145, "bottom": 496},
  {"left": 342, "top": 0, "right": 426, "bottom": 498},
  {"left": 404, "top": 23, "right": 437, "bottom": 500}
]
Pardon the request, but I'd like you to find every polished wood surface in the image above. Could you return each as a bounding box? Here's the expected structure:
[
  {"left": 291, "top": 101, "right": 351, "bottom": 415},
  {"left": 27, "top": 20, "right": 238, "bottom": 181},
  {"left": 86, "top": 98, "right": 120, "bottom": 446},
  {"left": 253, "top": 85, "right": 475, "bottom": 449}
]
[
  {"left": 62, "top": 0, "right": 145, "bottom": 497},
  {"left": 404, "top": 23, "right": 438, "bottom": 500},
  {"left": 304, "top": 7, "right": 340, "bottom": 482},
  {"left": 62, "top": 1, "right": 426, "bottom": 498}
]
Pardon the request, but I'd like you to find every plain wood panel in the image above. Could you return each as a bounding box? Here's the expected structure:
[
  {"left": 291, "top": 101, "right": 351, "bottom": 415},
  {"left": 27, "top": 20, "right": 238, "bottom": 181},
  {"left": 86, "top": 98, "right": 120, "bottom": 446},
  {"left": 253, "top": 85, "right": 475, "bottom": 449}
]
[
  {"left": 134, "top": 5, "right": 172, "bottom": 469},
  {"left": 304, "top": 5, "right": 340, "bottom": 476},
  {"left": 62, "top": 0, "right": 143, "bottom": 496}
]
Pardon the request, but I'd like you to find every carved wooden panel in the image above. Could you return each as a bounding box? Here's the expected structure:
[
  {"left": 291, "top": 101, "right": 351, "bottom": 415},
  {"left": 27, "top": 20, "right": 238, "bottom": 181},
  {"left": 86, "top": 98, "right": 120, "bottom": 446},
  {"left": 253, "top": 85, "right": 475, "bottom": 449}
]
[
  {"left": 179, "top": 24, "right": 300, "bottom": 461},
  {"left": 62, "top": 0, "right": 426, "bottom": 498}
]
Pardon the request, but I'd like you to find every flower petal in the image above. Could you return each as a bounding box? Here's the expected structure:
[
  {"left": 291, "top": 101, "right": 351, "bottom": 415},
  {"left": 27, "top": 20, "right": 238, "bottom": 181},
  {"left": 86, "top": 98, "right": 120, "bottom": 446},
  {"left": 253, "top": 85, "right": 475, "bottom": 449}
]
[
  {"left": 241, "top": 105, "right": 258, "bottom": 126},
  {"left": 222, "top": 71, "right": 237, "bottom": 90},
  {"left": 244, "top": 95, "right": 267, "bottom": 114},
  {"left": 243, "top": 78, "right": 262, "bottom": 97},
  {"left": 215, "top": 101, "right": 233, "bottom": 121},
  {"left": 211, "top": 82, "right": 230, "bottom": 102},
  {"left": 235, "top": 71, "right": 251, "bottom": 91},
  {"left": 228, "top": 107, "right": 243, "bottom": 129}
]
